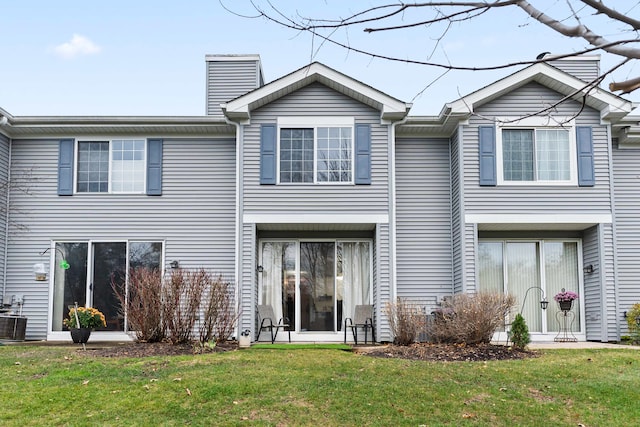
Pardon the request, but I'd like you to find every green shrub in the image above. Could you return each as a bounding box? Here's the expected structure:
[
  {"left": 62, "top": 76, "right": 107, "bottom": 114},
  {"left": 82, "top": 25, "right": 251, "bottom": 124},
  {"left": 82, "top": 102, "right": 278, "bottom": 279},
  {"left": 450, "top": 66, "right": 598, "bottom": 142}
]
[
  {"left": 626, "top": 303, "right": 640, "bottom": 344},
  {"left": 509, "top": 313, "right": 530, "bottom": 349}
]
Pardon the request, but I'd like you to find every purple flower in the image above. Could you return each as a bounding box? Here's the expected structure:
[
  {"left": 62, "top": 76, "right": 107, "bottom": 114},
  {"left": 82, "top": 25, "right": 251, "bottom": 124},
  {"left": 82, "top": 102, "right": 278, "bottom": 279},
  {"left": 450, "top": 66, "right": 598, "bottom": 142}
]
[{"left": 554, "top": 291, "right": 579, "bottom": 302}]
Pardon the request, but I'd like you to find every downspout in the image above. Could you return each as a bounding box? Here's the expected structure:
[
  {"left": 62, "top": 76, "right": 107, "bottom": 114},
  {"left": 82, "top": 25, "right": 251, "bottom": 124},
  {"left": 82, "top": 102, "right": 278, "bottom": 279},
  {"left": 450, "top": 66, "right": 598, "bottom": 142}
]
[
  {"left": 606, "top": 122, "right": 621, "bottom": 341},
  {"left": 1, "top": 136, "right": 11, "bottom": 304},
  {"left": 224, "top": 116, "right": 242, "bottom": 338},
  {"left": 389, "top": 115, "right": 408, "bottom": 304}
]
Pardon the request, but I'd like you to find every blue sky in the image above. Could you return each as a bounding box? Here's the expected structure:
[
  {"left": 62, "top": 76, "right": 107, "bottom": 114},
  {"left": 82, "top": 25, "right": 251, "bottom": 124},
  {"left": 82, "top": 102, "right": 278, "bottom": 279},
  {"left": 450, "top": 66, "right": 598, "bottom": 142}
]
[{"left": 1, "top": 1, "right": 637, "bottom": 116}]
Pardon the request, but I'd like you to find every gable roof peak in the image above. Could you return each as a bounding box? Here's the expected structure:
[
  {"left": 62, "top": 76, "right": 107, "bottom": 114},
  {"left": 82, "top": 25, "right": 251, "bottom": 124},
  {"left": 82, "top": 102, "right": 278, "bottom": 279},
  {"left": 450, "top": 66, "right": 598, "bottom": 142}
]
[
  {"left": 222, "top": 61, "right": 411, "bottom": 122},
  {"left": 446, "top": 61, "right": 631, "bottom": 123}
]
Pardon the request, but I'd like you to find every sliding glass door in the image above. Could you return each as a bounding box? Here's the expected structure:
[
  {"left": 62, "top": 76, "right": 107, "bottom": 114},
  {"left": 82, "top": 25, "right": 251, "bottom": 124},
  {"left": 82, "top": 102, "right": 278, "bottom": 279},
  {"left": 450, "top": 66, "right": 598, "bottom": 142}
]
[
  {"left": 260, "top": 240, "right": 371, "bottom": 334},
  {"left": 478, "top": 239, "right": 582, "bottom": 335},
  {"left": 51, "top": 241, "right": 162, "bottom": 333}
]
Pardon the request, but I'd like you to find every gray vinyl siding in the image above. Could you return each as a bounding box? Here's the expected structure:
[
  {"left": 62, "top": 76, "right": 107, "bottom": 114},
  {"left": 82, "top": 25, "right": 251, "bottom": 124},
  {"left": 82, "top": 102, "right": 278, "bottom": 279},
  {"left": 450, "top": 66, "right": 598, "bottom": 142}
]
[
  {"left": 239, "top": 222, "right": 256, "bottom": 338},
  {"left": 600, "top": 222, "right": 618, "bottom": 341},
  {"left": 583, "top": 225, "right": 602, "bottom": 340},
  {"left": 395, "top": 138, "right": 452, "bottom": 305},
  {"left": 376, "top": 223, "right": 391, "bottom": 342},
  {"left": 547, "top": 59, "right": 599, "bottom": 82},
  {"left": 612, "top": 145, "right": 640, "bottom": 335},
  {"left": 5, "top": 138, "right": 236, "bottom": 339},
  {"left": 450, "top": 130, "right": 463, "bottom": 294},
  {"left": 464, "top": 223, "right": 477, "bottom": 293},
  {"left": 242, "top": 82, "right": 389, "bottom": 215},
  {"left": 466, "top": 82, "right": 612, "bottom": 214},
  {"left": 0, "top": 134, "right": 9, "bottom": 300},
  {"left": 207, "top": 59, "right": 261, "bottom": 116}
]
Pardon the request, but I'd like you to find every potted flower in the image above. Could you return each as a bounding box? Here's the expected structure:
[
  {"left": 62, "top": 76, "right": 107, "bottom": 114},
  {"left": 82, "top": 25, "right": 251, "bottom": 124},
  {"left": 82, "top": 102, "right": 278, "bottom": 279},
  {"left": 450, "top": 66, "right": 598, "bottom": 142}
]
[
  {"left": 64, "top": 306, "right": 106, "bottom": 343},
  {"left": 554, "top": 289, "right": 579, "bottom": 311}
]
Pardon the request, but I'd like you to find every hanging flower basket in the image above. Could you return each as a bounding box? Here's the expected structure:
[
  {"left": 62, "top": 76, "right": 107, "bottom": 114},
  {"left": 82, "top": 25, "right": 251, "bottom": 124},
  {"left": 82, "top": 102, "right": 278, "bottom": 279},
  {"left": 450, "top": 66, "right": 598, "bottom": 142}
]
[
  {"left": 558, "top": 300, "right": 574, "bottom": 312},
  {"left": 554, "top": 289, "right": 579, "bottom": 312}
]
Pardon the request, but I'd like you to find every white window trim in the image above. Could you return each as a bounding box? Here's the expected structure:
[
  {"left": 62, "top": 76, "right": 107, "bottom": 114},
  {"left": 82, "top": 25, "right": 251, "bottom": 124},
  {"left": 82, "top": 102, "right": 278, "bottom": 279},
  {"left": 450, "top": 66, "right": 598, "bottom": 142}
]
[
  {"left": 496, "top": 117, "right": 577, "bottom": 186},
  {"left": 74, "top": 138, "right": 147, "bottom": 194},
  {"left": 276, "top": 117, "right": 355, "bottom": 185}
]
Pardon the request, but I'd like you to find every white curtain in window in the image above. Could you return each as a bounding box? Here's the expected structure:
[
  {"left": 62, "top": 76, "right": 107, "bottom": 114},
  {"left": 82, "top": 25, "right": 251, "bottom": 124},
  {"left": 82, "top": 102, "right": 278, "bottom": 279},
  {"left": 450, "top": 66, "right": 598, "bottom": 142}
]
[
  {"left": 261, "top": 243, "right": 286, "bottom": 321},
  {"left": 506, "top": 242, "right": 541, "bottom": 332},
  {"left": 340, "top": 242, "right": 371, "bottom": 321},
  {"left": 545, "top": 242, "right": 580, "bottom": 332},
  {"left": 536, "top": 129, "right": 570, "bottom": 181}
]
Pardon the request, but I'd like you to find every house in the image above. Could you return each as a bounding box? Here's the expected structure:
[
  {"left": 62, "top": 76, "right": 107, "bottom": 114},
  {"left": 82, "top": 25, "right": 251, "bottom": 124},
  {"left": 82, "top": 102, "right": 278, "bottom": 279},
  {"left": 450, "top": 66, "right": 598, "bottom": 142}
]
[{"left": 0, "top": 53, "right": 639, "bottom": 343}]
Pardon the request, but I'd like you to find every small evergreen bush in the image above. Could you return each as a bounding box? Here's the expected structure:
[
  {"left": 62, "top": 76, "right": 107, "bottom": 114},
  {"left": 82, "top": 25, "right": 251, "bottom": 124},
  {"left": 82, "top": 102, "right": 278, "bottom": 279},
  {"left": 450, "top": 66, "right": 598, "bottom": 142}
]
[
  {"left": 626, "top": 303, "right": 640, "bottom": 344},
  {"left": 509, "top": 313, "right": 530, "bottom": 349}
]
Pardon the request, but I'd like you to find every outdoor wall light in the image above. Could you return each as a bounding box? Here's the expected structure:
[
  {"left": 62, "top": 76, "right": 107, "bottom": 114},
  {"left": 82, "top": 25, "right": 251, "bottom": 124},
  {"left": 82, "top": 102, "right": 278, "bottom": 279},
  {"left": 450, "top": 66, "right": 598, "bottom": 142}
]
[
  {"left": 170, "top": 260, "right": 180, "bottom": 269},
  {"left": 33, "top": 263, "right": 47, "bottom": 281},
  {"left": 257, "top": 265, "right": 264, "bottom": 273},
  {"left": 583, "top": 264, "right": 594, "bottom": 274}
]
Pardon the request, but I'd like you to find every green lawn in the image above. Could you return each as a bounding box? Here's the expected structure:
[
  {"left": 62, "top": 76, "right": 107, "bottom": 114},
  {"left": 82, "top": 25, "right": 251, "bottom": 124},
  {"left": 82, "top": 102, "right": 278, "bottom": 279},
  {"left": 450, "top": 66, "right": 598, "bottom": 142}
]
[{"left": 0, "top": 344, "right": 638, "bottom": 426}]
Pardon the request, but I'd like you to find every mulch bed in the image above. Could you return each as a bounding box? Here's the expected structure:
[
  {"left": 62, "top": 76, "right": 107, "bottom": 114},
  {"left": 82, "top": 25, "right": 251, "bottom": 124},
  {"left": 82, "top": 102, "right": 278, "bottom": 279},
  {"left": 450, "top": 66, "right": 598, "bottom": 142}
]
[
  {"left": 359, "top": 343, "right": 537, "bottom": 362},
  {"left": 81, "top": 341, "right": 238, "bottom": 358},
  {"left": 78, "top": 341, "right": 536, "bottom": 362}
]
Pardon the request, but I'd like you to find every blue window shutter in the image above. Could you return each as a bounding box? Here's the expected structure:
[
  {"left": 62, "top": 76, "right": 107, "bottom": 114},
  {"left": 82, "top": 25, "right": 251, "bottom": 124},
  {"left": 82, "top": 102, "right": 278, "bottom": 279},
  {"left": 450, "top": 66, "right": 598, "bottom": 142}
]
[
  {"left": 146, "top": 139, "right": 163, "bottom": 195},
  {"left": 479, "top": 126, "right": 496, "bottom": 186},
  {"left": 355, "top": 124, "right": 371, "bottom": 185},
  {"left": 58, "top": 139, "right": 74, "bottom": 196},
  {"left": 576, "top": 126, "right": 595, "bottom": 187},
  {"left": 260, "top": 124, "right": 277, "bottom": 185}
]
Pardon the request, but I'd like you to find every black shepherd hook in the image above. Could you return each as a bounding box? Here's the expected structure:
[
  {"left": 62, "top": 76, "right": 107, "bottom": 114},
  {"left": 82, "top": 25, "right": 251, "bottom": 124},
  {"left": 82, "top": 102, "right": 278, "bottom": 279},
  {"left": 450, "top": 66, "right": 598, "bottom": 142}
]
[{"left": 39, "top": 247, "right": 67, "bottom": 258}]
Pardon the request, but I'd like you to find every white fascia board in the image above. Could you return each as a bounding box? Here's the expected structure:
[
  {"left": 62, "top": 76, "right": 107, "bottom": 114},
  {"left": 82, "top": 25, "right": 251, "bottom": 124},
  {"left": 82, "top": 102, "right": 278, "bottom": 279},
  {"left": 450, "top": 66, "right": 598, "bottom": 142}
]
[
  {"left": 448, "top": 63, "right": 632, "bottom": 116},
  {"left": 224, "top": 62, "right": 409, "bottom": 121},
  {"left": 465, "top": 213, "right": 612, "bottom": 224},
  {"left": 8, "top": 116, "right": 228, "bottom": 125},
  {"left": 243, "top": 213, "right": 389, "bottom": 224}
]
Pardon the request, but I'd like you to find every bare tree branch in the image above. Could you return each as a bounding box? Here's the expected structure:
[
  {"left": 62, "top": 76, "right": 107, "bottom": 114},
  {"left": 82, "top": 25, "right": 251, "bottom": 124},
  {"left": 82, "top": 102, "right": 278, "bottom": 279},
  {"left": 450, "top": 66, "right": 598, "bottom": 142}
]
[
  {"left": 580, "top": 0, "right": 640, "bottom": 30},
  {"left": 240, "top": 1, "right": 640, "bottom": 95}
]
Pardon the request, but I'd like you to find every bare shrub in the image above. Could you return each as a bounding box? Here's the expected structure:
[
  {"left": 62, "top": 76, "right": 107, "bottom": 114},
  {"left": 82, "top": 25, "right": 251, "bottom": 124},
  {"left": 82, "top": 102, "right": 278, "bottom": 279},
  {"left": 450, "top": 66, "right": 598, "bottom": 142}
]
[
  {"left": 112, "top": 267, "right": 164, "bottom": 342},
  {"left": 198, "top": 274, "right": 240, "bottom": 344},
  {"left": 384, "top": 298, "right": 426, "bottom": 346},
  {"left": 163, "top": 268, "right": 206, "bottom": 344},
  {"left": 427, "top": 292, "right": 516, "bottom": 345}
]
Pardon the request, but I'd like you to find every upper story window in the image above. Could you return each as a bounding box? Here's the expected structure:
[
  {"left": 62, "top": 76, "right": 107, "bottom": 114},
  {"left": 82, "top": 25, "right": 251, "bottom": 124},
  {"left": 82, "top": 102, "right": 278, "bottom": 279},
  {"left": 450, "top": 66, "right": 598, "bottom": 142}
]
[
  {"left": 277, "top": 117, "right": 354, "bottom": 184},
  {"left": 496, "top": 118, "right": 576, "bottom": 186},
  {"left": 77, "top": 139, "right": 146, "bottom": 193}
]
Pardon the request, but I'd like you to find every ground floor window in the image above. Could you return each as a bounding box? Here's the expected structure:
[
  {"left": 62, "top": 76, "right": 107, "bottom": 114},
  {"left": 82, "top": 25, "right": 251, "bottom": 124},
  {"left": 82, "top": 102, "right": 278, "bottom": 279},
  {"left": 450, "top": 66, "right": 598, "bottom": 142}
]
[
  {"left": 51, "top": 241, "right": 163, "bottom": 332},
  {"left": 478, "top": 239, "right": 582, "bottom": 333},
  {"left": 260, "top": 240, "right": 371, "bottom": 333}
]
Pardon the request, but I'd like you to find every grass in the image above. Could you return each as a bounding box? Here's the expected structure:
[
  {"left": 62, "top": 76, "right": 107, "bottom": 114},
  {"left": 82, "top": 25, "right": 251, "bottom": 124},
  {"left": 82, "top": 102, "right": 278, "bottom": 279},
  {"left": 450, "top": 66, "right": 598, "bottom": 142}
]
[{"left": 0, "top": 345, "right": 639, "bottom": 426}]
